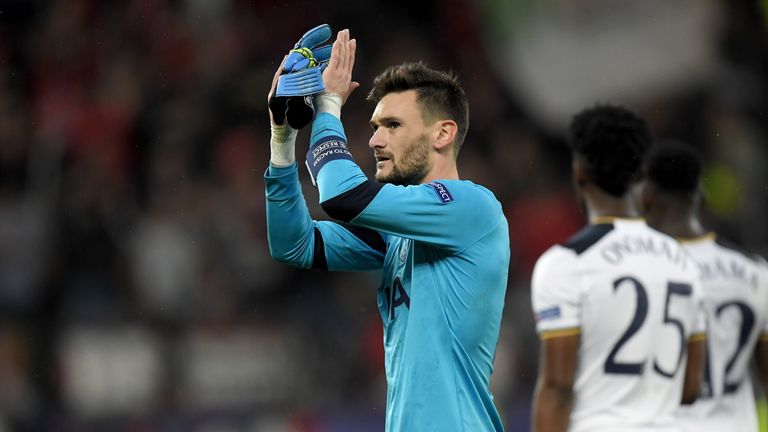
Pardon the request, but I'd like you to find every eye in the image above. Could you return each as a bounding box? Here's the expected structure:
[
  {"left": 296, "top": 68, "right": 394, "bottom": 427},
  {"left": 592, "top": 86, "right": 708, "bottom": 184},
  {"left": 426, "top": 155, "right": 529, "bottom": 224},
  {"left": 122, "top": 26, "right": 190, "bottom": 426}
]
[{"left": 387, "top": 121, "right": 401, "bottom": 129}]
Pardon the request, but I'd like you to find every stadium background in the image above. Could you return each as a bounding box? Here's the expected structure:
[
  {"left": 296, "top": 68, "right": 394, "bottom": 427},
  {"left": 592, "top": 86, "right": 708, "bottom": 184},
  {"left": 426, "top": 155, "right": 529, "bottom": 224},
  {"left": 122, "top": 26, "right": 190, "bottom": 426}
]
[{"left": 0, "top": 0, "right": 766, "bottom": 430}]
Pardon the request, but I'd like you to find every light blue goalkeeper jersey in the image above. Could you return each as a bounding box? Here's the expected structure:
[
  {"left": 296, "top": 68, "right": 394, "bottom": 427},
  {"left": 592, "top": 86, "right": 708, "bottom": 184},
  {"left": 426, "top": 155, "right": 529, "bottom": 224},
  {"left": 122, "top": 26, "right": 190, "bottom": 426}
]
[{"left": 265, "top": 112, "right": 509, "bottom": 432}]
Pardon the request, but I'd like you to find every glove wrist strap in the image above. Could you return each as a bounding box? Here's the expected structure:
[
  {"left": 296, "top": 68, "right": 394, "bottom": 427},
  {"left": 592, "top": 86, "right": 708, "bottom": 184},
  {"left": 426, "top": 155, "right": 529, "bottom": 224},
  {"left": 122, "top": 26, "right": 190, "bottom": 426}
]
[
  {"left": 276, "top": 67, "right": 325, "bottom": 97},
  {"left": 270, "top": 124, "right": 298, "bottom": 167}
]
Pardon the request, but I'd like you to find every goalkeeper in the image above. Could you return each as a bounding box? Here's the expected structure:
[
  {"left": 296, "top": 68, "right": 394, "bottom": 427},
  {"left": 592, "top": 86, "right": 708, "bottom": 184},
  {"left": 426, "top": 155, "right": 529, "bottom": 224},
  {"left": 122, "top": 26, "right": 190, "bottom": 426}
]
[{"left": 265, "top": 27, "right": 510, "bottom": 432}]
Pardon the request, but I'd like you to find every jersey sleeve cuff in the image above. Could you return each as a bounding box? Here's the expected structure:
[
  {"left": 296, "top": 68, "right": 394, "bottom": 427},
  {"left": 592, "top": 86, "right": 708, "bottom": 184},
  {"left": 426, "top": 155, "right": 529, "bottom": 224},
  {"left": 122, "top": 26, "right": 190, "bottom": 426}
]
[
  {"left": 264, "top": 163, "right": 301, "bottom": 199},
  {"left": 539, "top": 327, "right": 581, "bottom": 340}
]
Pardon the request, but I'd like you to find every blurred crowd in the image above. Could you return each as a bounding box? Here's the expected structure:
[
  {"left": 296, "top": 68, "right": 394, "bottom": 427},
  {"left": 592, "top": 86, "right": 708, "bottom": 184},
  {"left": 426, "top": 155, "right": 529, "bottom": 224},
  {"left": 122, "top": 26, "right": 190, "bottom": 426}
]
[{"left": 0, "top": 0, "right": 765, "bottom": 431}]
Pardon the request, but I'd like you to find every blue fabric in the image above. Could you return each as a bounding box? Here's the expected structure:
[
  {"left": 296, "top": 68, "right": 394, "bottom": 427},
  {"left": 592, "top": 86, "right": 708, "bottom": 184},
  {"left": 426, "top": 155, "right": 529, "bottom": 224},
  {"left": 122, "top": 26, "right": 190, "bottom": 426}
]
[
  {"left": 265, "top": 163, "right": 385, "bottom": 271},
  {"left": 275, "top": 67, "right": 325, "bottom": 97},
  {"left": 265, "top": 112, "right": 510, "bottom": 431}
]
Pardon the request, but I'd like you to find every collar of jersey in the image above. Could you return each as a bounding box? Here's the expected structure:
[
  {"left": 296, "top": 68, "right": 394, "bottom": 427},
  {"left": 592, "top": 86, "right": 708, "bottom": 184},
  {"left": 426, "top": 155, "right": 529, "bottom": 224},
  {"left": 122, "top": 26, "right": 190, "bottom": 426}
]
[
  {"left": 590, "top": 216, "right": 645, "bottom": 225},
  {"left": 676, "top": 232, "right": 716, "bottom": 244}
]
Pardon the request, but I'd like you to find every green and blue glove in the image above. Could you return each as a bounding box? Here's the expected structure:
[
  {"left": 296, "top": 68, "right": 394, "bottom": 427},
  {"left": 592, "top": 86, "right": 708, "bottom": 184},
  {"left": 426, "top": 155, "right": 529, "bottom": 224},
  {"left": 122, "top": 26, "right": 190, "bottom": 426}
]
[{"left": 269, "top": 24, "right": 332, "bottom": 129}]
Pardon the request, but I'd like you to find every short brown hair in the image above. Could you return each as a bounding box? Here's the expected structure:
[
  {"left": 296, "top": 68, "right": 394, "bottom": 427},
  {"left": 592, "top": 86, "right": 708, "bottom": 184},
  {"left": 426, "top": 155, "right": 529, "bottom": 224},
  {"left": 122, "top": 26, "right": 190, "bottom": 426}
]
[{"left": 367, "top": 62, "right": 469, "bottom": 155}]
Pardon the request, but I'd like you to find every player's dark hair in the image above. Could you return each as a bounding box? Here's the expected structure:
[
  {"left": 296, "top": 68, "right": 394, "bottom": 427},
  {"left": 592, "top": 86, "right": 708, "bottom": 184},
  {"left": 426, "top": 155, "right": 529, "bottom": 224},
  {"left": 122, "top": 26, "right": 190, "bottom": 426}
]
[
  {"left": 645, "top": 140, "right": 701, "bottom": 195},
  {"left": 568, "top": 104, "right": 653, "bottom": 196},
  {"left": 367, "top": 62, "right": 469, "bottom": 154}
]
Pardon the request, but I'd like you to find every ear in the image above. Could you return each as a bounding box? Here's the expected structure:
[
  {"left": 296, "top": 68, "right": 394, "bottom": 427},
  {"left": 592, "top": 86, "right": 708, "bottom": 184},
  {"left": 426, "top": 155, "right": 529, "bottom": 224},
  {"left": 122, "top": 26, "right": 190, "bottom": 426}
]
[
  {"left": 433, "top": 120, "right": 458, "bottom": 152},
  {"left": 572, "top": 158, "right": 587, "bottom": 187},
  {"left": 637, "top": 181, "right": 651, "bottom": 213},
  {"left": 691, "top": 188, "right": 703, "bottom": 211}
]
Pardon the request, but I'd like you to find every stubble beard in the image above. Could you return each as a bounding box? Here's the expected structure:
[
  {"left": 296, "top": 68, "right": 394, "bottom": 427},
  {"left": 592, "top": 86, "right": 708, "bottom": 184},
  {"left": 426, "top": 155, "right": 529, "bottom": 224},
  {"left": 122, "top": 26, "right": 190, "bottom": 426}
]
[{"left": 376, "top": 134, "right": 431, "bottom": 186}]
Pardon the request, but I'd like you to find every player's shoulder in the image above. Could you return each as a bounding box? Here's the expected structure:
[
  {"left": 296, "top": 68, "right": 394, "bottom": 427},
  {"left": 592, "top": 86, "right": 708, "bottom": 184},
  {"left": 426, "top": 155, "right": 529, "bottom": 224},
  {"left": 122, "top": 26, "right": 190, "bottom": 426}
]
[
  {"left": 533, "top": 242, "right": 581, "bottom": 281},
  {"left": 590, "top": 217, "right": 685, "bottom": 253},
  {"left": 424, "top": 179, "right": 503, "bottom": 212},
  {"left": 531, "top": 245, "right": 582, "bottom": 301},
  {"left": 430, "top": 179, "right": 499, "bottom": 200},
  {"left": 533, "top": 222, "right": 617, "bottom": 275},
  {"left": 712, "top": 235, "right": 767, "bottom": 267},
  {"left": 560, "top": 222, "right": 616, "bottom": 255}
]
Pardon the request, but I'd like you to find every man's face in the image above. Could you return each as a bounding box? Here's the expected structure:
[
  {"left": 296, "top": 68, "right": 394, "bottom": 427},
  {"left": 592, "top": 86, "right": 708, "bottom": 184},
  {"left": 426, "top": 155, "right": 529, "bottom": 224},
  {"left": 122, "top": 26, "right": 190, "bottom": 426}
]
[{"left": 368, "top": 90, "right": 433, "bottom": 185}]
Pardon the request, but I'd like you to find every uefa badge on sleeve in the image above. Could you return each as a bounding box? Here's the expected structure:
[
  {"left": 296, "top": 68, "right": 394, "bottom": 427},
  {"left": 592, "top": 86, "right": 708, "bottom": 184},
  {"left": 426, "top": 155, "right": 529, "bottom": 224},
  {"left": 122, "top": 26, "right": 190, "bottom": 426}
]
[
  {"left": 428, "top": 181, "right": 453, "bottom": 204},
  {"left": 535, "top": 306, "right": 561, "bottom": 322}
]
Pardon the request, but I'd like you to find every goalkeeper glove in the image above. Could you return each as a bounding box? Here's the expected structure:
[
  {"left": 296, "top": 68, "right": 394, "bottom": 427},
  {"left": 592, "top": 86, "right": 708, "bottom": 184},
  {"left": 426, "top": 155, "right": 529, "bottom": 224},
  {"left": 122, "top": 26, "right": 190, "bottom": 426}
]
[{"left": 268, "top": 24, "right": 332, "bottom": 129}]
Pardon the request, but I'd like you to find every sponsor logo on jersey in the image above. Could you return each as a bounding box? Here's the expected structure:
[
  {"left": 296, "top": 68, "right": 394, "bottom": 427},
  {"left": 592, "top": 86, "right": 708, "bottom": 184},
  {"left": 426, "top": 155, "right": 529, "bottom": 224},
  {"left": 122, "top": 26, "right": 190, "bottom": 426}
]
[
  {"left": 535, "top": 306, "right": 561, "bottom": 322},
  {"left": 428, "top": 181, "right": 453, "bottom": 204}
]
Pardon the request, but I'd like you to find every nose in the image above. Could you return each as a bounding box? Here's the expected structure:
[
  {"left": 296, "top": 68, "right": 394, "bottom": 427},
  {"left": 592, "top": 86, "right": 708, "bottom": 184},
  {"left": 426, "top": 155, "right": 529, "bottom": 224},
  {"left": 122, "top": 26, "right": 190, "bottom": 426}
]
[{"left": 369, "top": 128, "right": 385, "bottom": 149}]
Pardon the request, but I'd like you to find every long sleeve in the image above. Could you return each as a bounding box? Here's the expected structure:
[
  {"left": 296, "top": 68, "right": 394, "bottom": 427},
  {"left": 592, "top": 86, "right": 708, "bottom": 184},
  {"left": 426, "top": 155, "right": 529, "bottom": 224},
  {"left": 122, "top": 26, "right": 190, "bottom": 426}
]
[
  {"left": 306, "top": 112, "right": 505, "bottom": 254},
  {"left": 265, "top": 163, "right": 317, "bottom": 268},
  {"left": 264, "top": 162, "right": 385, "bottom": 271}
]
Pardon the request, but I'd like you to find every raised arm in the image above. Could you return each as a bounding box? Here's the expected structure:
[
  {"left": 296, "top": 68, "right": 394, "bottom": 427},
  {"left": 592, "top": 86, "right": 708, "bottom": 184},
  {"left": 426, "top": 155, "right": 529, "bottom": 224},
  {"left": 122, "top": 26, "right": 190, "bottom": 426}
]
[
  {"left": 307, "top": 30, "right": 504, "bottom": 253},
  {"left": 265, "top": 164, "right": 384, "bottom": 271},
  {"left": 265, "top": 53, "right": 384, "bottom": 272}
]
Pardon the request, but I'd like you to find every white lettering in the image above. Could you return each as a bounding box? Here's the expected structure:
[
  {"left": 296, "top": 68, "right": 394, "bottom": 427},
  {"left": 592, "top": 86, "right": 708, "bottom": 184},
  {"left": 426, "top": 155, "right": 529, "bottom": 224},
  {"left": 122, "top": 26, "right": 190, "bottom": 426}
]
[
  {"left": 599, "top": 234, "right": 687, "bottom": 269},
  {"left": 312, "top": 148, "right": 352, "bottom": 167}
]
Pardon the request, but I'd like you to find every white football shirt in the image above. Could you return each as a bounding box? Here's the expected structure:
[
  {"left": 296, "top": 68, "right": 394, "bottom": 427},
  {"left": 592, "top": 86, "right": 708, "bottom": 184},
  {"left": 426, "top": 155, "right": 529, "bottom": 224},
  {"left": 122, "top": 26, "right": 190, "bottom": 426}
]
[
  {"left": 532, "top": 218, "right": 705, "bottom": 432},
  {"left": 674, "top": 233, "right": 768, "bottom": 432}
]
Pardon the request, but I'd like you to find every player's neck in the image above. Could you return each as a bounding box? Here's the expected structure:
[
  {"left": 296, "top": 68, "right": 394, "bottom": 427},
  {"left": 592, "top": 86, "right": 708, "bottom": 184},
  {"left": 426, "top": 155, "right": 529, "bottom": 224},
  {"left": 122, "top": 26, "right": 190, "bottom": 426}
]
[
  {"left": 421, "top": 161, "right": 459, "bottom": 183},
  {"left": 582, "top": 186, "right": 640, "bottom": 222},
  {"left": 653, "top": 207, "right": 707, "bottom": 239}
]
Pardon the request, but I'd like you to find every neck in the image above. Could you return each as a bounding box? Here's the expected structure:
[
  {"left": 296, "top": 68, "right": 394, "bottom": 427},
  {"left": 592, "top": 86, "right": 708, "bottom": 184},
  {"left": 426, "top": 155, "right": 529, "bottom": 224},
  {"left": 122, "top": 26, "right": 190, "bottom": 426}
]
[
  {"left": 581, "top": 185, "right": 640, "bottom": 222},
  {"left": 420, "top": 160, "right": 459, "bottom": 183},
  {"left": 652, "top": 204, "right": 707, "bottom": 239}
]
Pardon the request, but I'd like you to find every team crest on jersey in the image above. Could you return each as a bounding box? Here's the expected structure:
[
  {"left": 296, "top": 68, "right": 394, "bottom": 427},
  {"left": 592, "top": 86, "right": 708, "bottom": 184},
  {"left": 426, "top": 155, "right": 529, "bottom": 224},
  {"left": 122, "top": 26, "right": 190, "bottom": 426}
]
[
  {"left": 428, "top": 182, "right": 453, "bottom": 204},
  {"left": 535, "top": 306, "right": 561, "bottom": 322},
  {"left": 399, "top": 239, "right": 410, "bottom": 263}
]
